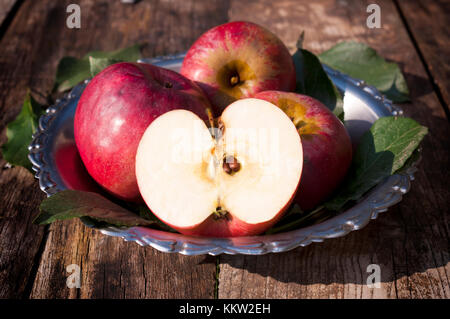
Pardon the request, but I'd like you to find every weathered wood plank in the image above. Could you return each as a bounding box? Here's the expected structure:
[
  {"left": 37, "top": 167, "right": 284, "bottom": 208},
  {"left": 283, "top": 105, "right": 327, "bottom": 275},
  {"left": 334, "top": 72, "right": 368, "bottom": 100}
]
[
  {"left": 219, "top": 0, "right": 450, "bottom": 299},
  {"left": 0, "top": 0, "right": 49, "bottom": 299},
  {"left": 395, "top": 0, "right": 450, "bottom": 115},
  {"left": 0, "top": 167, "right": 46, "bottom": 298},
  {"left": 31, "top": 219, "right": 218, "bottom": 298},
  {"left": 0, "top": 0, "right": 230, "bottom": 298}
]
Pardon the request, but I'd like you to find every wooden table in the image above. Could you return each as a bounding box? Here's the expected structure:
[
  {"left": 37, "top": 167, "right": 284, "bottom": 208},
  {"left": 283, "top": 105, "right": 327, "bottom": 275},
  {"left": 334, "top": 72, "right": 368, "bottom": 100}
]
[{"left": 0, "top": 0, "right": 448, "bottom": 299}]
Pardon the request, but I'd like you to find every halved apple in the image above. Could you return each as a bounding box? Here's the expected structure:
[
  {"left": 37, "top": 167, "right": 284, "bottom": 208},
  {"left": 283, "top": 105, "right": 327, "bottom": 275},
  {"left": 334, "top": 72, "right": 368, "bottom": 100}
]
[{"left": 135, "top": 98, "right": 303, "bottom": 237}]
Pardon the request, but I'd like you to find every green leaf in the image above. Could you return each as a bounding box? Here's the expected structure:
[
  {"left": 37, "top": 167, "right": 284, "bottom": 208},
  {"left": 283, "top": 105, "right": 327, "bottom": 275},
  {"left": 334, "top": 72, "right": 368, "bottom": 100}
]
[
  {"left": 319, "top": 42, "right": 410, "bottom": 103},
  {"left": 1, "top": 93, "right": 45, "bottom": 171},
  {"left": 34, "top": 190, "right": 155, "bottom": 227},
  {"left": 89, "top": 57, "right": 120, "bottom": 77},
  {"left": 54, "top": 44, "right": 141, "bottom": 92},
  {"left": 395, "top": 149, "right": 421, "bottom": 175},
  {"left": 138, "top": 205, "right": 178, "bottom": 232},
  {"left": 283, "top": 203, "right": 303, "bottom": 217},
  {"left": 293, "top": 47, "right": 344, "bottom": 119},
  {"left": 266, "top": 205, "right": 330, "bottom": 234},
  {"left": 54, "top": 57, "right": 91, "bottom": 92},
  {"left": 325, "top": 117, "right": 428, "bottom": 211},
  {"left": 86, "top": 44, "right": 141, "bottom": 61}
]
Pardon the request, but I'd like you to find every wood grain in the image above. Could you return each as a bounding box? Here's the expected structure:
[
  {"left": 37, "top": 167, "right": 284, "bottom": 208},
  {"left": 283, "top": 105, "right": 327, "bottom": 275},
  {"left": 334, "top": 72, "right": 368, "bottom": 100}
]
[
  {"left": 395, "top": 0, "right": 450, "bottom": 115},
  {"left": 30, "top": 219, "right": 217, "bottom": 298},
  {"left": 0, "top": 167, "right": 46, "bottom": 298},
  {"left": 0, "top": 0, "right": 50, "bottom": 298},
  {"left": 219, "top": 0, "right": 450, "bottom": 299},
  {"left": 0, "top": 0, "right": 230, "bottom": 299}
]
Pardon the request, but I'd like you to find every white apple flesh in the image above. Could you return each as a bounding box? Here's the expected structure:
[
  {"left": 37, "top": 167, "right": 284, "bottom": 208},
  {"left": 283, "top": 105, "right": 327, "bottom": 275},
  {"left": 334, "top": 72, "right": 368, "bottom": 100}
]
[{"left": 136, "top": 98, "right": 303, "bottom": 237}]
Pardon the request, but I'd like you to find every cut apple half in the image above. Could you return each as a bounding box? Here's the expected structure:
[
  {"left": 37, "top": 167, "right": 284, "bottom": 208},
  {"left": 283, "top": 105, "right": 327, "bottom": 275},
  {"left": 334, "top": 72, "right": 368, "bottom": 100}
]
[{"left": 136, "top": 98, "right": 303, "bottom": 237}]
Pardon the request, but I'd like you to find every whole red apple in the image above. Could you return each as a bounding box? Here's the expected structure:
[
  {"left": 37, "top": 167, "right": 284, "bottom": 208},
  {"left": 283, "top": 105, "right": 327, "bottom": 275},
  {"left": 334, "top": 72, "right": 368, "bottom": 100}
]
[
  {"left": 254, "top": 91, "right": 352, "bottom": 211},
  {"left": 180, "top": 21, "right": 296, "bottom": 114},
  {"left": 74, "top": 62, "right": 212, "bottom": 202}
]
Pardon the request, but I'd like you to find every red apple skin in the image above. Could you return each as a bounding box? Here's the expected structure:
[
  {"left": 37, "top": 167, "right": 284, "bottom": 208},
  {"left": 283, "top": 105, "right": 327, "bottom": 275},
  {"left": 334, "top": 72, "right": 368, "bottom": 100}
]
[
  {"left": 180, "top": 21, "right": 296, "bottom": 114},
  {"left": 74, "top": 62, "right": 212, "bottom": 202},
  {"left": 158, "top": 183, "right": 299, "bottom": 238},
  {"left": 254, "top": 91, "right": 352, "bottom": 211},
  {"left": 54, "top": 143, "right": 103, "bottom": 193}
]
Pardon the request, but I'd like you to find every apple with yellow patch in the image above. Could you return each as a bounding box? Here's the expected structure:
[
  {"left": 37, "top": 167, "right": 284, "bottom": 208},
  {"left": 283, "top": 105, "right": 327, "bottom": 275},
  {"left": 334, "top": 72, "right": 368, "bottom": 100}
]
[
  {"left": 136, "top": 98, "right": 303, "bottom": 237},
  {"left": 255, "top": 91, "right": 352, "bottom": 211},
  {"left": 180, "top": 21, "right": 296, "bottom": 114}
]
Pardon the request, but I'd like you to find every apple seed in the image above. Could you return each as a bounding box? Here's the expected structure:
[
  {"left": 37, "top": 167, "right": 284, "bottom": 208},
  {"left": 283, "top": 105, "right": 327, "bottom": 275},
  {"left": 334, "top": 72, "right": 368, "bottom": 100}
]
[{"left": 223, "top": 155, "right": 241, "bottom": 175}]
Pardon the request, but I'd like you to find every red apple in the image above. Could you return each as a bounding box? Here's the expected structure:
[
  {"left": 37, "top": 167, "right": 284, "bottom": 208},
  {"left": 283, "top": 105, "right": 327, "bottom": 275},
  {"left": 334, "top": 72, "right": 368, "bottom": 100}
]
[
  {"left": 136, "top": 98, "right": 303, "bottom": 237},
  {"left": 74, "top": 62, "right": 212, "bottom": 202},
  {"left": 54, "top": 143, "right": 102, "bottom": 193},
  {"left": 180, "top": 21, "right": 296, "bottom": 114},
  {"left": 254, "top": 91, "right": 352, "bottom": 210}
]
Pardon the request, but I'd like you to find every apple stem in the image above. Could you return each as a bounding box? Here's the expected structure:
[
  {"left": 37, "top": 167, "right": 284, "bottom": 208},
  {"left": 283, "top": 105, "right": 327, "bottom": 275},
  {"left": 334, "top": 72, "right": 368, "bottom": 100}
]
[
  {"left": 217, "top": 120, "right": 225, "bottom": 138},
  {"left": 208, "top": 117, "right": 224, "bottom": 141},
  {"left": 205, "top": 108, "right": 215, "bottom": 130},
  {"left": 230, "top": 74, "right": 240, "bottom": 86}
]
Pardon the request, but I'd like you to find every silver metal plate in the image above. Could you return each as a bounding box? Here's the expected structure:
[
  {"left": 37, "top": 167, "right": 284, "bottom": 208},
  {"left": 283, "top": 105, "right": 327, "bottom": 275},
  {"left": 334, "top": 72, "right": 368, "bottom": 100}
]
[{"left": 28, "top": 54, "right": 415, "bottom": 255}]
